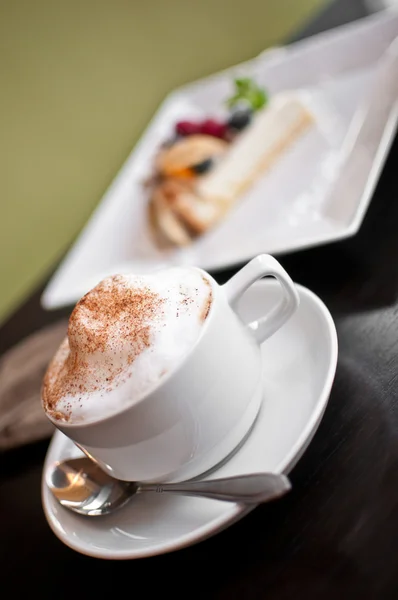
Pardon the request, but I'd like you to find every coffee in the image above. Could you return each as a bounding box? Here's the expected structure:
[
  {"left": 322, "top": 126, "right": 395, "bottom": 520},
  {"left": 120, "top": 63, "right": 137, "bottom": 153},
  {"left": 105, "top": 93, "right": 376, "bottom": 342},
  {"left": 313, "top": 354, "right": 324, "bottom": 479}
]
[
  {"left": 42, "top": 267, "right": 212, "bottom": 424},
  {"left": 42, "top": 255, "right": 298, "bottom": 483}
]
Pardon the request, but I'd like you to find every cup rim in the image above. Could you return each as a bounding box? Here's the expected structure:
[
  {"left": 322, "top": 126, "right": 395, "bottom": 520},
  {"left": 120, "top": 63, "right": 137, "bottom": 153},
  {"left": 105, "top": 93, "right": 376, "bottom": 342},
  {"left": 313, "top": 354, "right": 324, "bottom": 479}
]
[{"left": 43, "top": 267, "right": 219, "bottom": 430}]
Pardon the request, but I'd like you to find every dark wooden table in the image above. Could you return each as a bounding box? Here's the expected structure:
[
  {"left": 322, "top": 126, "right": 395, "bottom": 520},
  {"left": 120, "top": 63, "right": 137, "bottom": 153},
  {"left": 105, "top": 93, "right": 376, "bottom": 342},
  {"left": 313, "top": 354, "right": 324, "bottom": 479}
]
[{"left": 2, "top": 2, "right": 398, "bottom": 598}]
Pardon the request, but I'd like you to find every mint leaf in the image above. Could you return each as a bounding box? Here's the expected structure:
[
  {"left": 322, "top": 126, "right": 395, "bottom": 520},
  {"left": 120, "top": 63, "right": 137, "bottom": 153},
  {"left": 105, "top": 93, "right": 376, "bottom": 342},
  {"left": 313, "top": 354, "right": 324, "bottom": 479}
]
[
  {"left": 226, "top": 77, "right": 268, "bottom": 112},
  {"left": 234, "top": 78, "right": 253, "bottom": 93}
]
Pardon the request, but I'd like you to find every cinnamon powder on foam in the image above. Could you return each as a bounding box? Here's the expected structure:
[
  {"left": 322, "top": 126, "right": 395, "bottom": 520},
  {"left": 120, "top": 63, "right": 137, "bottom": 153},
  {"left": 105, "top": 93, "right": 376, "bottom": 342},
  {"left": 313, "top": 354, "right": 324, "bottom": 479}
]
[
  {"left": 42, "top": 275, "right": 165, "bottom": 421},
  {"left": 42, "top": 273, "right": 212, "bottom": 422}
]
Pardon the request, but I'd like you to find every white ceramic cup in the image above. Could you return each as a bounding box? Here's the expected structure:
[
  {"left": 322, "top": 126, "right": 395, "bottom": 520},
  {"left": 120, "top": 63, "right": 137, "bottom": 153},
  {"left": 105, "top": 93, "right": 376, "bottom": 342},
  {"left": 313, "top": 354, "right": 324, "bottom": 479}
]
[{"left": 49, "top": 255, "right": 299, "bottom": 482}]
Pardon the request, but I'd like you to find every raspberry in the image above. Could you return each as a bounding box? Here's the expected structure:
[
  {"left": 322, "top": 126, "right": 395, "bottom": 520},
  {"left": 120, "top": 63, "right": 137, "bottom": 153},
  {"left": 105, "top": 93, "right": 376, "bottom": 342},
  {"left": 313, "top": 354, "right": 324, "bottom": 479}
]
[
  {"left": 199, "top": 119, "right": 227, "bottom": 139},
  {"left": 175, "top": 121, "right": 201, "bottom": 136}
]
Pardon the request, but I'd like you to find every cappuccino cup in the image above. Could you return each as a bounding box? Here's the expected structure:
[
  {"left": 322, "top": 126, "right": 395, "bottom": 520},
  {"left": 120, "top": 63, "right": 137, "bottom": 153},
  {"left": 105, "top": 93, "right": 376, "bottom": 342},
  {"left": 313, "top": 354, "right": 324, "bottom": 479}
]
[{"left": 42, "top": 254, "right": 299, "bottom": 482}]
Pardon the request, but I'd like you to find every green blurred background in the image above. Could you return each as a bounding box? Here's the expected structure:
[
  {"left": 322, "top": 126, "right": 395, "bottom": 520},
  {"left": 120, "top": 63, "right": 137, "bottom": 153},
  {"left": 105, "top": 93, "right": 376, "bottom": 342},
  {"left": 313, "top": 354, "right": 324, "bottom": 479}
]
[{"left": 0, "top": 0, "right": 326, "bottom": 324}]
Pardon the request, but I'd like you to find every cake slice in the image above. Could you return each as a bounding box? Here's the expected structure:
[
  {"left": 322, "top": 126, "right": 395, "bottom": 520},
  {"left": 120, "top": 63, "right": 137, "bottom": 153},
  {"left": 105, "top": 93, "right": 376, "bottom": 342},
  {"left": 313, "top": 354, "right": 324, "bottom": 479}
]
[{"left": 197, "top": 93, "right": 313, "bottom": 207}]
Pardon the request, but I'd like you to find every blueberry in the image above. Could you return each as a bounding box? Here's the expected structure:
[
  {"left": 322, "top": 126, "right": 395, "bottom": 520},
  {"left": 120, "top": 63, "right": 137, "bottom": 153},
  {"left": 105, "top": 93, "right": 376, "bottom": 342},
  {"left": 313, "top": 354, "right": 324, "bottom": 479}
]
[
  {"left": 191, "top": 158, "right": 214, "bottom": 175},
  {"left": 227, "top": 108, "right": 252, "bottom": 131}
]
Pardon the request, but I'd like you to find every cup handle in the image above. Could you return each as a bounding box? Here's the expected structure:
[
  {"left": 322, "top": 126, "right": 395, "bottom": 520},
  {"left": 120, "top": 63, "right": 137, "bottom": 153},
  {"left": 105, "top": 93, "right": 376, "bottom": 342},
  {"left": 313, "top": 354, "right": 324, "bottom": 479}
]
[{"left": 223, "top": 254, "right": 299, "bottom": 344}]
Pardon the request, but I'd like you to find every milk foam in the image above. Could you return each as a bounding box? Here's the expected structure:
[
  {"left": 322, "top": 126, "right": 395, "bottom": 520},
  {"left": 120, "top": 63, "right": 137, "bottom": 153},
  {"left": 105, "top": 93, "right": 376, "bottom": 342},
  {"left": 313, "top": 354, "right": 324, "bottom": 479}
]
[{"left": 42, "top": 267, "right": 212, "bottom": 423}]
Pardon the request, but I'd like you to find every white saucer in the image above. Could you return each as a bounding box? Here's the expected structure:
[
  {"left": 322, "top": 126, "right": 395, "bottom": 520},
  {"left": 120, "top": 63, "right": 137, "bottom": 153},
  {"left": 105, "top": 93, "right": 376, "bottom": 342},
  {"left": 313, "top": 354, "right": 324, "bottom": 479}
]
[{"left": 42, "top": 280, "right": 338, "bottom": 559}]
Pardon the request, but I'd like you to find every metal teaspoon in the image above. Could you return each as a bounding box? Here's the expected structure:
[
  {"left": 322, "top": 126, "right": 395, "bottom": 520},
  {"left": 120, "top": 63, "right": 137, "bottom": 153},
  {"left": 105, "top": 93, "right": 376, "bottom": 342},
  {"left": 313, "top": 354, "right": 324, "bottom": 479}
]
[{"left": 46, "top": 456, "right": 291, "bottom": 516}]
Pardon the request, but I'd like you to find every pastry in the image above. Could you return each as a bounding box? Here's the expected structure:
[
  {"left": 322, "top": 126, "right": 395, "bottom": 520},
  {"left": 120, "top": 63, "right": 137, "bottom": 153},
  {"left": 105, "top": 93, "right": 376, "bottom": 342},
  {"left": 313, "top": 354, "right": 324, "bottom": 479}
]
[{"left": 147, "top": 78, "right": 313, "bottom": 246}]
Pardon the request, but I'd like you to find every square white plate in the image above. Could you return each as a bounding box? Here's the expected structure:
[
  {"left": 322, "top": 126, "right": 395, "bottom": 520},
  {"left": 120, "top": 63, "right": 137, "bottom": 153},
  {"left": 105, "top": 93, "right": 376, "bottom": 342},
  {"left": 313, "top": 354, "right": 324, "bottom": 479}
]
[{"left": 42, "top": 9, "right": 398, "bottom": 310}]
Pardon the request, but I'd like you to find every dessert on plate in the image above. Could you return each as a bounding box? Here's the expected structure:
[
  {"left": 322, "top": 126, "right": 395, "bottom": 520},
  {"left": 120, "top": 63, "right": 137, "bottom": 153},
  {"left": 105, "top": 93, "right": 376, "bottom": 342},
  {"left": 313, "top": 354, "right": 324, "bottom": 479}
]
[{"left": 147, "top": 78, "right": 313, "bottom": 247}]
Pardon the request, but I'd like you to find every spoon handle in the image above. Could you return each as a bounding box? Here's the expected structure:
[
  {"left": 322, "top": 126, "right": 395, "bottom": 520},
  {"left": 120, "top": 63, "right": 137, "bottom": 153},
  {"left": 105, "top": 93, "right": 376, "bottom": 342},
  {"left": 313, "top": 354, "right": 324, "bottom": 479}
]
[{"left": 138, "top": 473, "right": 291, "bottom": 504}]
